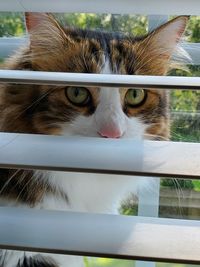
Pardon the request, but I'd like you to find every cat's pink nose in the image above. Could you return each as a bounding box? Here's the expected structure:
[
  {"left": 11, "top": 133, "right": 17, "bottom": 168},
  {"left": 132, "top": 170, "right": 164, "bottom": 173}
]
[{"left": 98, "top": 128, "right": 122, "bottom": 138}]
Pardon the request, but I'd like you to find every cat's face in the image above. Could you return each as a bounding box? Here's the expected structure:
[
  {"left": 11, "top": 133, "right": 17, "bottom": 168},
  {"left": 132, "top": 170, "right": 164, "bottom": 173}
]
[
  {"left": 61, "top": 65, "right": 166, "bottom": 140},
  {"left": 1, "top": 13, "right": 189, "bottom": 140}
]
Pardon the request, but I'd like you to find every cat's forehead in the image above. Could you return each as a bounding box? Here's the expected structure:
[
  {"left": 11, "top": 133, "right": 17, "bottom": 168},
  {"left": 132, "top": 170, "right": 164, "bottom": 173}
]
[
  {"left": 64, "top": 27, "right": 137, "bottom": 47},
  {"left": 63, "top": 28, "right": 139, "bottom": 74}
]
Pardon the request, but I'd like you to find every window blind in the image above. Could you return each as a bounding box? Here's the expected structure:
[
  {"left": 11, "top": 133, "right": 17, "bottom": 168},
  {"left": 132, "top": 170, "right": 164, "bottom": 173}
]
[{"left": 0, "top": 3, "right": 200, "bottom": 266}]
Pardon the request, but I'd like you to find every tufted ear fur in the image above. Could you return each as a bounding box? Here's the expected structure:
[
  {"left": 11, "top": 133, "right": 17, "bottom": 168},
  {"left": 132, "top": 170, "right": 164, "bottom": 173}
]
[
  {"left": 135, "top": 16, "right": 189, "bottom": 75},
  {"left": 148, "top": 16, "right": 189, "bottom": 51},
  {"left": 25, "top": 13, "right": 74, "bottom": 70}
]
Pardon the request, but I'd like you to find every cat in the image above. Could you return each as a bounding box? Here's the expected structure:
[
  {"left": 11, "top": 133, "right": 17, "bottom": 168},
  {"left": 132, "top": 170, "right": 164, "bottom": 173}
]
[{"left": 0, "top": 12, "right": 189, "bottom": 267}]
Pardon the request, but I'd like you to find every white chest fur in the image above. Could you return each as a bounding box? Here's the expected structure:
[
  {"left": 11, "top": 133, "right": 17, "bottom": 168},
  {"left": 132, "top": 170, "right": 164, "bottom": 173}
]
[
  {"left": 41, "top": 171, "right": 141, "bottom": 214},
  {"left": 0, "top": 171, "right": 144, "bottom": 267}
]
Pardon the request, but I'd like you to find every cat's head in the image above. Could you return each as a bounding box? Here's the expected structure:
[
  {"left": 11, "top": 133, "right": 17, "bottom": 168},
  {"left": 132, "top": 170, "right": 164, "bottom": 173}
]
[{"left": 1, "top": 13, "right": 189, "bottom": 140}]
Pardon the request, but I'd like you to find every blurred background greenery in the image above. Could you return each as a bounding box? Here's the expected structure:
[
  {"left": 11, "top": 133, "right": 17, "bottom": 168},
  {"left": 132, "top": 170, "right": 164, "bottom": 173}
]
[{"left": 0, "top": 12, "right": 199, "bottom": 267}]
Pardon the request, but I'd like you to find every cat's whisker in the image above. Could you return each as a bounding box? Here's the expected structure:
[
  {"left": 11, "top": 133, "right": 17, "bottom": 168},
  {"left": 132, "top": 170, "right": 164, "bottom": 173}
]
[
  {"left": 172, "top": 178, "right": 185, "bottom": 217},
  {"left": 0, "top": 169, "right": 21, "bottom": 196},
  {"left": 14, "top": 174, "right": 33, "bottom": 204},
  {"left": 174, "top": 178, "right": 185, "bottom": 200},
  {"left": 14, "top": 88, "right": 56, "bottom": 120}
]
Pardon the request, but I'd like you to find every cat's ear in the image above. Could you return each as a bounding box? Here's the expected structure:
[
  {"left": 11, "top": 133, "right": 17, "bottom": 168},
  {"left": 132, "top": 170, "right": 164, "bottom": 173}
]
[
  {"left": 25, "top": 12, "right": 73, "bottom": 43},
  {"left": 148, "top": 16, "right": 189, "bottom": 50},
  {"left": 25, "top": 13, "right": 74, "bottom": 70},
  {"left": 25, "top": 12, "right": 47, "bottom": 32},
  {"left": 136, "top": 16, "right": 189, "bottom": 75}
]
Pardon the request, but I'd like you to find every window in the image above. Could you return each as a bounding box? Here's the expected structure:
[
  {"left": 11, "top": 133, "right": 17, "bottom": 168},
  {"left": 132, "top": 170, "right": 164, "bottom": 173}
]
[{"left": 0, "top": 1, "right": 200, "bottom": 267}]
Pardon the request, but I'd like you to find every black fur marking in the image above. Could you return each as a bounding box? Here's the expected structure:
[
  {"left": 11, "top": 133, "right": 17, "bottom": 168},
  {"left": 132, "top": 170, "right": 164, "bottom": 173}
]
[
  {"left": 16, "top": 255, "right": 59, "bottom": 267},
  {"left": 88, "top": 41, "right": 101, "bottom": 64},
  {"left": 65, "top": 28, "right": 143, "bottom": 60},
  {"left": 0, "top": 168, "right": 69, "bottom": 205}
]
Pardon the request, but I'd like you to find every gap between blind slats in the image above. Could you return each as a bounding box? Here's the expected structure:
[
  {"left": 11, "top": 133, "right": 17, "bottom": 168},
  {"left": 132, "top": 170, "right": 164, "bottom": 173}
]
[
  {"left": 1, "top": 38, "right": 200, "bottom": 65},
  {"left": 0, "top": 133, "right": 199, "bottom": 179},
  {"left": 0, "top": 70, "right": 200, "bottom": 90},
  {"left": 0, "top": 207, "right": 200, "bottom": 264},
  {"left": 0, "top": 0, "right": 200, "bottom": 15}
]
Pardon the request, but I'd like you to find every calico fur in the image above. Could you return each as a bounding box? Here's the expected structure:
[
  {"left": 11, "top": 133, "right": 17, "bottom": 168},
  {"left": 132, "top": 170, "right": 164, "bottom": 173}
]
[{"left": 0, "top": 13, "right": 189, "bottom": 267}]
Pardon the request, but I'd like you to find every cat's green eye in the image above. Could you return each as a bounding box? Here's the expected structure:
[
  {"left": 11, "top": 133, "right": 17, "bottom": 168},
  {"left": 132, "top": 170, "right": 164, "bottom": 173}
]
[
  {"left": 65, "top": 87, "right": 90, "bottom": 106},
  {"left": 125, "top": 89, "right": 146, "bottom": 107}
]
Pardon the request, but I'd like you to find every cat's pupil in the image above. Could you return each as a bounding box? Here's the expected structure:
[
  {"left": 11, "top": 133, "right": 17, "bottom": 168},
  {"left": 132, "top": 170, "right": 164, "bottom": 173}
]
[
  {"left": 75, "top": 88, "right": 79, "bottom": 97},
  {"left": 132, "top": 90, "right": 137, "bottom": 98}
]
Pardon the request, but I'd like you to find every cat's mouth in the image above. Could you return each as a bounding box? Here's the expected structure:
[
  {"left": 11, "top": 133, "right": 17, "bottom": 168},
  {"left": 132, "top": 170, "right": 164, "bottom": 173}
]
[
  {"left": 97, "top": 128, "right": 124, "bottom": 139},
  {"left": 97, "top": 132, "right": 121, "bottom": 139}
]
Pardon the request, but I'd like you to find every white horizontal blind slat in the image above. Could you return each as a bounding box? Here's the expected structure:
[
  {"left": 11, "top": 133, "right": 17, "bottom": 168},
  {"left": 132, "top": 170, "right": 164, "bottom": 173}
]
[
  {"left": 0, "top": 133, "right": 199, "bottom": 179},
  {"left": 0, "top": 208, "right": 200, "bottom": 264},
  {"left": 0, "top": 0, "right": 200, "bottom": 15},
  {"left": 0, "top": 70, "right": 200, "bottom": 90}
]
